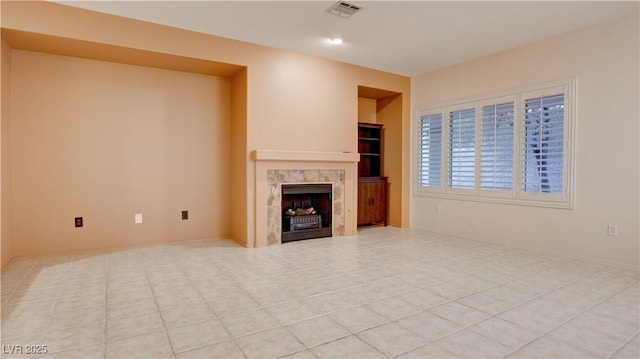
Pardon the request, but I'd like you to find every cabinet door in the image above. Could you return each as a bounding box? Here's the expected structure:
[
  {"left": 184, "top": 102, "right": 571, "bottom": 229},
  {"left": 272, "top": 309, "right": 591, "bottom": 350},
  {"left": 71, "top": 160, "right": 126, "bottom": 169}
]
[
  {"left": 357, "top": 182, "right": 373, "bottom": 225},
  {"left": 357, "top": 178, "right": 387, "bottom": 226},
  {"left": 369, "top": 179, "right": 387, "bottom": 224}
]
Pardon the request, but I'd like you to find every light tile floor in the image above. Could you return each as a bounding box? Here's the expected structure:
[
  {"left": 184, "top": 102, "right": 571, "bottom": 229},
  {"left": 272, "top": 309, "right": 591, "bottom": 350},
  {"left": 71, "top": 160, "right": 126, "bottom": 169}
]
[{"left": 1, "top": 227, "right": 638, "bottom": 358}]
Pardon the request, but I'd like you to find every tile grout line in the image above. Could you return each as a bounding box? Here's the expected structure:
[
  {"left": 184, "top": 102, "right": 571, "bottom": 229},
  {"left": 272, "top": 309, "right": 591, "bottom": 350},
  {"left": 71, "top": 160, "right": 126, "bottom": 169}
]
[
  {"left": 39, "top": 257, "right": 74, "bottom": 356},
  {"left": 1, "top": 258, "right": 40, "bottom": 309},
  {"left": 156, "top": 234, "right": 608, "bottom": 358},
  {"left": 172, "top": 254, "right": 249, "bottom": 359},
  {"left": 501, "top": 278, "right": 638, "bottom": 358},
  {"left": 229, "top": 270, "right": 328, "bottom": 355},
  {"left": 9, "top": 255, "right": 109, "bottom": 357},
  {"left": 2, "top": 229, "right": 637, "bottom": 359},
  {"left": 391, "top": 263, "right": 619, "bottom": 358},
  {"left": 103, "top": 254, "right": 110, "bottom": 359},
  {"left": 607, "top": 330, "right": 640, "bottom": 359},
  {"left": 179, "top": 253, "right": 385, "bottom": 357},
  {"left": 306, "top": 253, "right": 584, "bottom": 337},
  {"left": 201, "top": 244, "right": 567, "bottom": 357},
  {"left": 138, "top": 254, "right": 178, "bottom": 358},
  {"left": 105, "top": 252, "right": 175, "bottom": 358}
]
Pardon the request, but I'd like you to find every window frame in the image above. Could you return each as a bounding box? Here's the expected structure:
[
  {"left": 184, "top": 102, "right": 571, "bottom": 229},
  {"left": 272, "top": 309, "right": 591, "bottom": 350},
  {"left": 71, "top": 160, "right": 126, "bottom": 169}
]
[{"left": 414, "top": 78, "right": 576, "bottom": 209}]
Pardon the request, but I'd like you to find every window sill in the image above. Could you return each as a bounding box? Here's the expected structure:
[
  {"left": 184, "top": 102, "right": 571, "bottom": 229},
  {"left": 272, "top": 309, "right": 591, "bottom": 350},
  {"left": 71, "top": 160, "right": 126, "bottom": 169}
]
[{"left": 413, "top": 189, "right": 575, "bottom": 210}]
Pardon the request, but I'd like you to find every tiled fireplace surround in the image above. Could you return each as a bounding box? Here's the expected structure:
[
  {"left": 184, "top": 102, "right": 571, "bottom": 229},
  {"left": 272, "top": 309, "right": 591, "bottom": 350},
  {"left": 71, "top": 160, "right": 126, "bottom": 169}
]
[{"left": 252, "top": 150, "right": 359, "bottom": 247}]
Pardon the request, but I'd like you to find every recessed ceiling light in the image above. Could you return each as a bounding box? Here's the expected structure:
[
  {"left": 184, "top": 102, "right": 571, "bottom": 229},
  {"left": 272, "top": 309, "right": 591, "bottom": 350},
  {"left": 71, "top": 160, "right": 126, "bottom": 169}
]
[{"left": 328, "top": 38, "right": 343, "bottom": 45}]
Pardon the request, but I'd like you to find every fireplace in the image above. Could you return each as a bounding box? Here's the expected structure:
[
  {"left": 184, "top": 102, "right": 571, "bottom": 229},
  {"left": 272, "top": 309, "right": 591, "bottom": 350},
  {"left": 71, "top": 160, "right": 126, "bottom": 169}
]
[
  {"left": 254, "top": 150, "right": 358, "bottom": 247},
  {"left": 281, "top": 183, "right": 332, "bottom": 242}
]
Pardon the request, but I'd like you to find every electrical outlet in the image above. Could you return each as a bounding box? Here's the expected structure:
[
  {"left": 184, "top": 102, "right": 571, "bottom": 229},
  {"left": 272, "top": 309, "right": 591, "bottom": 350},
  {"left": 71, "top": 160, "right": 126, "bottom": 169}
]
[
  {"left": 607, "top": 224, "right": 618, "bottom": 237},
  {"left": 135, "top": 213, "right": 143, "bottom": 224},
  {"left": 181, "top": 210, "right": 188, "bottom": 220},
  {"left": 74, "top": 217, "right": 83, "bottom": 228}
]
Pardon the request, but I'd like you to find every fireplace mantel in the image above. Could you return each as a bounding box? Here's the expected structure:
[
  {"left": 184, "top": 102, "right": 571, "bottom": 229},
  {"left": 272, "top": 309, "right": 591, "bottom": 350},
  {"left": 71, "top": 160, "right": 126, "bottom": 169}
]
[{"left": 252, "top": 150, "right": 359, "bottom": 163}]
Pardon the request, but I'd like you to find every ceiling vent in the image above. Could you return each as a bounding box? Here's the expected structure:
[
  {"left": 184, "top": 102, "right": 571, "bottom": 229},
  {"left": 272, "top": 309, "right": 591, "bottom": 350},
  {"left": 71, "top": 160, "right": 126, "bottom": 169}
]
[{"left": 325, "top": 1, "right": 363, "bottom": 18}]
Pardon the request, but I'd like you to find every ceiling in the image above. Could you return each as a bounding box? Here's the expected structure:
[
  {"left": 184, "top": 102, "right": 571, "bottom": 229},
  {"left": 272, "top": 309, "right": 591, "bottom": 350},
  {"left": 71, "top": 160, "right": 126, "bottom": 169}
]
[{"left": 57, "top": 1, "right": 638, "bottom": 77}]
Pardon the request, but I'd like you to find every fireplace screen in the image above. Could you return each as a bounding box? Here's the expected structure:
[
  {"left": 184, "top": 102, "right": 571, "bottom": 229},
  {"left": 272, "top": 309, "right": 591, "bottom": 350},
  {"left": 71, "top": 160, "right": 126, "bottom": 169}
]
[
  {"left": 281, "top": 184, "right": 332, "bottom": 242},
  {"left": 288, "top": 214, "right": 322, "bottom": 231}
]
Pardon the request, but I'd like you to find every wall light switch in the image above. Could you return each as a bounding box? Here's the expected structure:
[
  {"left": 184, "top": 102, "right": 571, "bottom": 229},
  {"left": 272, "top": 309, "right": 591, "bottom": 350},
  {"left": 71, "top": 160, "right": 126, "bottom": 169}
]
[
  {"left": 74, "top": 217, "right": 83, "bottom": 228},
  {"left": 135, "top": 213, "right": 143, "bottom": 224}
]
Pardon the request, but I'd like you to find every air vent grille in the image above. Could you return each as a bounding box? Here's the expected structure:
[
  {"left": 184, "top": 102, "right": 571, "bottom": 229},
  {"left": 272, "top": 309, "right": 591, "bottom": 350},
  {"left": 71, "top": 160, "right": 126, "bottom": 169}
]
[{"left": 325, "top": 1, "right": 363, "bottom": 18}]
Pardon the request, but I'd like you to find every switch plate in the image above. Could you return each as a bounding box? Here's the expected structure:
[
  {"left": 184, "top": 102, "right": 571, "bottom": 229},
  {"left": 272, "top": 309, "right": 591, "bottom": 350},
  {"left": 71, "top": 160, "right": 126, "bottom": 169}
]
[
  {"left": 74, "top": 217, "right": 83, "bottom": 228},
  {"left": 435, "top": 204, "right": 442, "bottom": 214},
  {"left": 181, "top": 210, "right": 188, "bottom": 220},
  {"left": 607, "top": 224, "right": 618, "bottom": 237},
  {"left": 135, "top": 213, "right": 142, "bottom": 224}
]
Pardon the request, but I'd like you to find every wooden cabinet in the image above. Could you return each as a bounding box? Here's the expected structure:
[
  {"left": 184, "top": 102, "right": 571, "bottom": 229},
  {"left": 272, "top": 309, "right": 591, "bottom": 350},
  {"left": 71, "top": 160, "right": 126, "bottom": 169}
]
[
  {"left": 358, "top": 177, "right": 387, "bottom": 226},
  {"left": 357, "top": 122, "right": 387, "bottom": 226}
]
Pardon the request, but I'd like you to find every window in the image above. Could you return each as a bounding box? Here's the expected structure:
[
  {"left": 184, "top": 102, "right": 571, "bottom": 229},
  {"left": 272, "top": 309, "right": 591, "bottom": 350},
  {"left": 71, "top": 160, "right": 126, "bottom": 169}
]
[
  {"left": 418, "top": 113, "right": 442, "bottom": 187},
  {"left": 523, "top": 94, "right": 564, "bottom": 194},
  {"left": 415, "top": 79, "right": 574, "bottom": 208},
  {"left": 481, "top": 101, "right": 514, "bottom": 191},
  {"left": 449, "top": 108, "right": 475, "bottom": 190}
]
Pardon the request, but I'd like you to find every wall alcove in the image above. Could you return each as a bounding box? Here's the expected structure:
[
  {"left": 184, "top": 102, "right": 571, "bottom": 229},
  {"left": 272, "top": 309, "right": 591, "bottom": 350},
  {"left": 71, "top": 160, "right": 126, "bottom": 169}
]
[
  {"left": 1, "top": 28, "right": 248, "bottom": 256},
  {"left": 357, "top": 85, "right": 403, "bottom": 227}
]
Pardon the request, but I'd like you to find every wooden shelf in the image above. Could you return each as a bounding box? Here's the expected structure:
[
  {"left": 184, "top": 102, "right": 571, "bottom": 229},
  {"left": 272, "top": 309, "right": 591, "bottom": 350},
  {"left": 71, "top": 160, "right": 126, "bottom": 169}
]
[
  {"left": 357, "top": 123, "right": 387, "bottom": 227},
  {"left": 357, "top": 123, "right": 383, "bottom": 178}
]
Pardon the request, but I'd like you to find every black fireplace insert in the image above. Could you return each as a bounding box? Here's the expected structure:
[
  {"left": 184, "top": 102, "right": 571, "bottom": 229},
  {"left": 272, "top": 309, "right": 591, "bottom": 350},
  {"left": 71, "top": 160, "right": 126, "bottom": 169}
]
[{"left": 281, "top": 183, "right": 332, "bottom": 243}]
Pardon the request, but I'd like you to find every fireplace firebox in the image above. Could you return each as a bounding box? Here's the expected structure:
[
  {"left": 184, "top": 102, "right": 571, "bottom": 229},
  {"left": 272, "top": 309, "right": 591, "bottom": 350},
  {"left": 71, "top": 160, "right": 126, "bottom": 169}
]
[{"left": 281, "top": 184, "right": 332, "bottom": 243}]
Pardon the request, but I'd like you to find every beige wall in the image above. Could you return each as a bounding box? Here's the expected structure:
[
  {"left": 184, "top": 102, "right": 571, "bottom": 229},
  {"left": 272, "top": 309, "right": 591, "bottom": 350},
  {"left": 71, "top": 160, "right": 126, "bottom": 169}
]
[
  {"left": 1, "top": 36, "right": 13, "bottom": 269},
  {"left": 377, "top": 95, "right": 403, "bottom": 227},
  {"left": 1, "top": 1, "right": 410, "bottom": 253},
  {"left": 358, "top": 97, "right": 377, "bottom": 124},
  {"left": 411, "top": 14, "right": 639, "bottom": 268},
  {"left": 230, "top": 68, "right": 248, "bottom": 246},
  {"left": 11, "top": 50, "right": 231, "bottom": 256}
]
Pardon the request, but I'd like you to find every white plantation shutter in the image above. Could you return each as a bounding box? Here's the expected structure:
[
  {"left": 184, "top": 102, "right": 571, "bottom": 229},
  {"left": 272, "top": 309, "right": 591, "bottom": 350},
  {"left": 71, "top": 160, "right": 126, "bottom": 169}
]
[
  {"left": 418, "top": 113, "right": 443, "bottom": 187},
  {"left": 449, "top": 108, "right": 475, "bottom": 189},
  {"left": 415, "top": 79, "right": 573, "bottom": 208},
  {"left": 523, "top": 94, "right": 564, "bottom": 194},
  {"left": 481, "top": 101, "right": 514, "bottom": 191}
]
